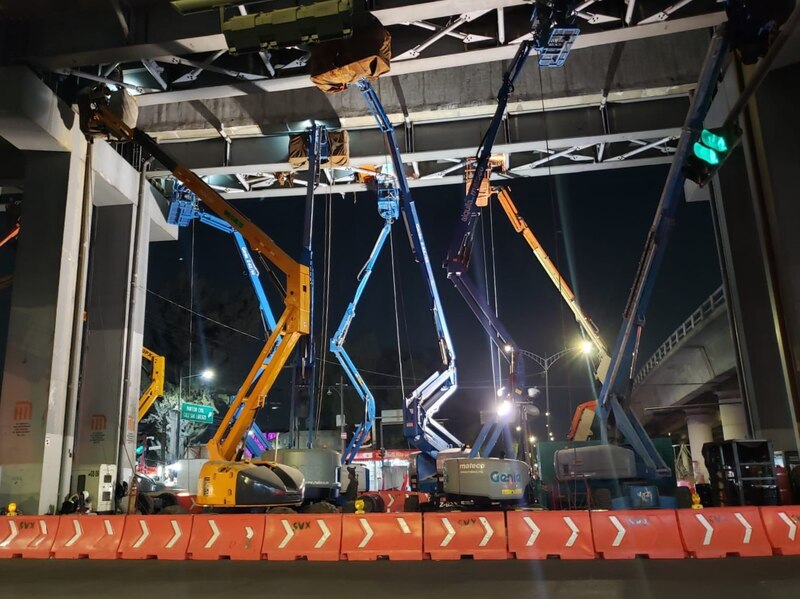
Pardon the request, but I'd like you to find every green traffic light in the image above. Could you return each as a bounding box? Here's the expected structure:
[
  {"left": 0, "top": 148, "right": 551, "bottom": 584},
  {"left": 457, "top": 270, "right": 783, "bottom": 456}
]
[
  {"left": 701, "top": 129, "right": 729, "bottom": 153},
  {"left": 693, "top": 141, "right": 719, "bottom": 166}
]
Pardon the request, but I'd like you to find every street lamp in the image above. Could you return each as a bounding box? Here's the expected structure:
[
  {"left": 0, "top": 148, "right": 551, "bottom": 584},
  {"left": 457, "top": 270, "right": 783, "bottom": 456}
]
[
  {"left": 177, "top": 368, "right": 215, "bottom": 460},
  {"left": 521, "top": 342, "right": 594, "bottom": 439},
  {"left": 496, "top": 400, "right": 513, "bottom": 418}
]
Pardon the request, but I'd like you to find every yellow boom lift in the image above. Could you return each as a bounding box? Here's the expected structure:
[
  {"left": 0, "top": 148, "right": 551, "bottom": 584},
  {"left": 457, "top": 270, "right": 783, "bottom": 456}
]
[
  {"left": 474, "top": 161, "right": 612, "bottom": 442},
  {"left": 79, "top": 85, "right": 309, "bottom": 509},
  {"left": 138, "top": 347, "right": 166, "bottom": 422}
]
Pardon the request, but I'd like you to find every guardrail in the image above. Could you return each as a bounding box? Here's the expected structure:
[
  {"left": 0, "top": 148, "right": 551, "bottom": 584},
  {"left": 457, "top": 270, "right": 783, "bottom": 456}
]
[{"left": 634, "top": 286, "right": 726, "bottom": 385}]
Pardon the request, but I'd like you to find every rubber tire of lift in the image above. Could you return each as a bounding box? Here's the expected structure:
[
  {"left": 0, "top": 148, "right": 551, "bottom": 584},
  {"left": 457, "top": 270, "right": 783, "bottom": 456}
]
[
  {"left": 269, "top": 506, "right": 298, "bottom": 514},
  {"left": 136, "top": 493, "right": 155, "bottom": 515},
  {"left": 592, "top": 488, "right": 613, "bottom": 511},
  {"left": 675, "top": 486, "right": 693, "bottom": 509},
  {"left": 159, "top": 504, "right": 189, "bottom": 515},
  {"left": 300, "top": 501, "right": 339, "bottom": 514},
  {"left": 360, "top": 494, "right": 385, "bottom": 513},
  {"left": 403, "top": 494, "right": 420, "bottom": 513}
]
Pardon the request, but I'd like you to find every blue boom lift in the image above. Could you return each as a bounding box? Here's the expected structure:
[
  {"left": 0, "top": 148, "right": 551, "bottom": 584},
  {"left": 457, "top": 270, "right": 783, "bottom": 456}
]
[
  {"left": 167, "top": 184, "right": 281, "bottom": 459},
  {"left": 328, "top": 176, "right": 399, "bottom": 465},
  {"left": 444, "top": 2, "right": 579, "bottom": 459},
  {"left": 352, "top": 79, "right": 462, "bottom": 493}
]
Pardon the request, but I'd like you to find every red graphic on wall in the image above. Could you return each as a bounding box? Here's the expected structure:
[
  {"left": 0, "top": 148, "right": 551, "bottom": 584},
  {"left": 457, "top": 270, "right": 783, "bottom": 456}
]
[
  {"left": 14, "top": 401, "right": 32, "bottom": 421},
  {"left": 90, "top": 414, "right": 107, "bottom": 431}
]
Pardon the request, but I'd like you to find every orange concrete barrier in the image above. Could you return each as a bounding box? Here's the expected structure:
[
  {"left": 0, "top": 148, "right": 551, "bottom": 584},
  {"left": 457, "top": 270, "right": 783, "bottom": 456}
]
[
  {"left": 51, "top": 515, "right": 125, "bottom": 559},
  {"left": 591, "top": 510, "right": 686, "bottom": 559},
  {"left": 262, "top": 514, "right": 342, "bottom": 561},
  {"left": 677, "top": 507, "right": 772, "bottom": 558},
  {"left": 0, "top": 515, "right": 59, "bottom": 559},
  {"left": 187, "top": 514, "right": 265, "bottom": 561},
  {"left": 507, "top": 511, "right": 595, "bottom": 560},
  {"left": 340, "top": 513, "right": 422, "bottom": 560},
  {"left": 761, "top": 506, "right": 800, "bottom": 555},
  {"left": 424, "top": 512, "right": 508, "bottom": 560},
  {"left": 117, "top": 515, "right": 193, "bottom": 559}
]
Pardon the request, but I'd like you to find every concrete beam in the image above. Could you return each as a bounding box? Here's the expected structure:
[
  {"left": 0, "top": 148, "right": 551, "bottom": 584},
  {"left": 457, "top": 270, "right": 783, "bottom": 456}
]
[
  {"left": 91, "top": 141, "right": 141, "bottom": 207},
  {"left": 132, "top": 13, "right": 725, "bottom": 107},
  {"left": 149, "top": 125, "right": 683, "bottom": 178},
  {"left": 632, "top": 307, "right": 737, "bottom": 423},
  {"left": 0, "top": 67, "right": 78, "bottom": 152},
  {"left": 146, "top": 184, "right": 179, "bottom": 242},
  {"left": 214, "top": 155, "right": 675, "bottom": 200},
  {"left": 22, "top": 1, "right": 530, "bottom": 70}
]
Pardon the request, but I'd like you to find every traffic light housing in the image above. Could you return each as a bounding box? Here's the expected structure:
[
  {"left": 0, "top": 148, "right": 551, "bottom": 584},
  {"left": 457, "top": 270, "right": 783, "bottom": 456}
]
[{"left": 683, "top": 124, "right": 742, "bottom": 187}]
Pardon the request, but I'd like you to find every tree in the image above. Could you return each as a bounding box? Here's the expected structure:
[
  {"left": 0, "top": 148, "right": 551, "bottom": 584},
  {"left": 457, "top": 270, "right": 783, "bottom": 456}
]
[{"left": 141, "top": 384, "right": 217, "bottom": 462}]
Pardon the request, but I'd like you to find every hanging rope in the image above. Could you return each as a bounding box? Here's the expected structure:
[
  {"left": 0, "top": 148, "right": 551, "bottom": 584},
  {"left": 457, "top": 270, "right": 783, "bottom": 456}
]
[
  {"left": 389, "top": 228, "right": 406, "bottom": 400},
  {"left": 480, "top": 196, "right": 499, "bottom": 396},
  {"left": 188, "top": 217, "right": 195, "bottom": 380},
  {"left": 537, "top": 62, "right": 576, "bottom": 437},
  {"left": 488, "top": 193, "right": 503, "bottom": 393},
  {"left": 315, "top": 189, "right": 334, "bottom": 436}
]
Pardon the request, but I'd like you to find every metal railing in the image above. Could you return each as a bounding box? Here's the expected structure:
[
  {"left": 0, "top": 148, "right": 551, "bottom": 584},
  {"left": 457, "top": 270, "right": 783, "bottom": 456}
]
[{"left": 634, "top": 285, "right": 726, "bottom": 385}]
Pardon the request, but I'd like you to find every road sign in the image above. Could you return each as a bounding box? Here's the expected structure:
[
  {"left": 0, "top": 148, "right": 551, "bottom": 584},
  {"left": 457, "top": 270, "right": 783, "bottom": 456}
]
[{"left": 181, "top": 402, "right": 214, "bottom": 423}]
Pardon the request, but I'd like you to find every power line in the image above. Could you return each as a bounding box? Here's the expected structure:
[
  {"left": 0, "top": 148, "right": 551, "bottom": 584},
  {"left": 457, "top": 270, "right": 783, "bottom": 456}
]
[{"left": 145, "top": 288, "right": 263, "bottom": 340}]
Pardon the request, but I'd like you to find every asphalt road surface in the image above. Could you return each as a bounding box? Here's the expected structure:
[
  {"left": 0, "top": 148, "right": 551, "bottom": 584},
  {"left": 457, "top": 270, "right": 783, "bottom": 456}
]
[{"left": 2, "top": 558, "right": 800, "bottom": 599}]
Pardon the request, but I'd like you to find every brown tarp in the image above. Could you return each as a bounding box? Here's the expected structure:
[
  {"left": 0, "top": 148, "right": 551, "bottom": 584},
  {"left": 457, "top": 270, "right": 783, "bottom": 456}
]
[
  {"left": 289, "top": 130, "right": 350, "bottom": 168},
  {"left": 309, "top": 14, "right": 391, "bottom": 94}
]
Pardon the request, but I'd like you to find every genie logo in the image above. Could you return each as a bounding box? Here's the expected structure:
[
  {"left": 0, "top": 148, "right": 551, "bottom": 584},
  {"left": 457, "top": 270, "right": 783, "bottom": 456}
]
[{"left": 490, "top": 471, "right": 521, "bottom": 484}]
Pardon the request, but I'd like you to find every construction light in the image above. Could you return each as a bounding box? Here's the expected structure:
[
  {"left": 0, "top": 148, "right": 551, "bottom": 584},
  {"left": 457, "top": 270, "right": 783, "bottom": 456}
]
[
  {"left": 496, "top": 387, "right": 506, "bottom": 398},
  {"left": 515, "top": 426, "right": 522, "bottom": 432},
  {"left": 580, "top": 340, "right": 594, "bottom": 355},
  {"left": 529, "top": 436, "right": 537, "bottom": 444},
  {"left": 201, "top": 369, "right": 215, "bottom": 381},
  {"left": 497, "top": 400, "right": 513, "bottom": 417},
  {"left": 503, "top": 344, "right": 513, "bottom": 354}
]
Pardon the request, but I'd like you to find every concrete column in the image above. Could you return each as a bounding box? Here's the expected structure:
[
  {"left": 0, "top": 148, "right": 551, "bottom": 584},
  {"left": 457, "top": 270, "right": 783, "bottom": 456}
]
[
  {"left": 686, "top": 411, "right": 714, "bottom": 485},
  {"left": 718, "top": 394, "right": 748, "bottom": 441},
  {"left": 0, "top": 150, "right": 87, "bottom": 514},
  {"left": 705, "top": 57, "right": 800, "bottom": 453},
  {"left": 70, "top": 204, "right": 135, "bottom": 509}
]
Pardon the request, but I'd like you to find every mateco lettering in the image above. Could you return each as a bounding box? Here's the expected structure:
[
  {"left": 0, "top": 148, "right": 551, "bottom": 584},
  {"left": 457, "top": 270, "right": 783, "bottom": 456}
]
[
  {"left": 458, "top": 462, "right": 486, "bottom": 474},
  {"left": 490, "top": 471, "right": 522, "bottom": 484}
]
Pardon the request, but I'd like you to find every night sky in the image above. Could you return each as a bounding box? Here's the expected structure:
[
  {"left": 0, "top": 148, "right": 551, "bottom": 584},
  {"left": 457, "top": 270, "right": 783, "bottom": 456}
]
[{"left": 145, "top": 164, "right": 722, "bottom": 446}]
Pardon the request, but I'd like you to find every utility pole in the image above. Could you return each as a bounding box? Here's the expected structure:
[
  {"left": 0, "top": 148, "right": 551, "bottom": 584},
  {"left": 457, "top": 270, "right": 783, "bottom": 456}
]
[
  {"left": 328, "top": 376, "right": 348, "bottom": 453},
  {"left": 338, "top": 376, "right": 345, "bottom": 453}
]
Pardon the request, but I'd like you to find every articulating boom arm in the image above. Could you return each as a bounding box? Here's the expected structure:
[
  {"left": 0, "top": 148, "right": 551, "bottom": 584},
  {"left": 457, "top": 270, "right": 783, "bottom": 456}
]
[
  {"left": 80, "top": 86, "right": 310, "bottom": 464},
  {"left": 589, "top": 28, "right": 730, "bottom": 477},
  {"left": 443, "top": 14, "right": 540, "bottom": 402},
  {"left": 494, "top": 187, "right": 611, "bottom": 381},
  {"left": 598, "top": 29, "right": 730, "bottom": 416},
  {"left": 138, "top": 347, "right": 165, "bottom": 422},
  {"left": 356, "top": 79, "right": 461, "bottom": 454},
  {"left": 330, "top": 185, "right": 399, "bottom": 464},
  {"left": 0, "top": 222, "right": 20, "bottom": 248},
  {"left": 168, "top": 186, "right": 279, "bottom": 334}
]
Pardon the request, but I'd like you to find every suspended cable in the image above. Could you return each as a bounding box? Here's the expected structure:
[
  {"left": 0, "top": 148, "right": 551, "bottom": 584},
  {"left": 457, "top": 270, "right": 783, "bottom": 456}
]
[
  {"left": 145, "top": 288, "right": 262, "bottom": 340},
  {"left": 315, "top": 190, "right": 334, "bottom": 435},
  {"left": 480, "top": 197, "right": 499, "bottom": 397},
  {"left": 537, "top": 61, "right": 577, "bottom": 439},
  {"left": 389, "top": 227, "right": 406, "bottom": 400},
  {"left": 489, "top": 192, "right": 503, "bottom": 395},
  {"left": 189, "top": 217, "right": 195, "bottom": 380}
]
